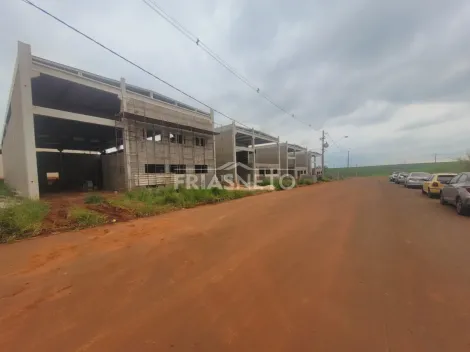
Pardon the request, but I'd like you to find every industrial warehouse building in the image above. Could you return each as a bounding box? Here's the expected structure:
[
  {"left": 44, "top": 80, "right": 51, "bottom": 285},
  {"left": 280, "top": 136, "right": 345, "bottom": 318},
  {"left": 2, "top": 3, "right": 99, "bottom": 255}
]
[
  {"left": 2, "top": 42, "right": 216, "bottom": 199},
  {"left": 255, "top": 143, "right": 316, "bottom": 179},
  {"left": 215, "top": 123, "right": 319, "bottom": 182},
  {"left": 215, "top": 122, "right": 280, "bottom": 184}
]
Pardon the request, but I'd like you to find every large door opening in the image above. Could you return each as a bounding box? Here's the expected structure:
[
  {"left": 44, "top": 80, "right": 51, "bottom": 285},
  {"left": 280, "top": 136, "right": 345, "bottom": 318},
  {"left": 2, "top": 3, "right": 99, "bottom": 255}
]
[{"left": 34, "top": 115, "right": 122, "bottom": 196}]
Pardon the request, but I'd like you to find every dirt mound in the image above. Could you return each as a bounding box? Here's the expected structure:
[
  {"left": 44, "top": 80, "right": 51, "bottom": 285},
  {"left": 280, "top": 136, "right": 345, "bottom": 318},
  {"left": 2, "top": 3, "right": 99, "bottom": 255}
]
[{"left": 86, "top": 203, "right": 135, "bottom": 222}]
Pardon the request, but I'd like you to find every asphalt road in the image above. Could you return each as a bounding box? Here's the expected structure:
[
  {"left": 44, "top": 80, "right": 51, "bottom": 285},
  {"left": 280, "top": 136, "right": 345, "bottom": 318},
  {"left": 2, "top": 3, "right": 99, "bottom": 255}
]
[{"left": 1, "top": 178, "right": 470, "bottom": 351}]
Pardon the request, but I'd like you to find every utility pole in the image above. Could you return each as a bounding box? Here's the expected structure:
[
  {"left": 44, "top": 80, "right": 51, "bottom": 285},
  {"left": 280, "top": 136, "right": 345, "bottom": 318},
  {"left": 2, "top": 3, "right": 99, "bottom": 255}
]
[
  {"left": 434, "top": 153, "right": 437, "bottom": 163},
  {"left": 347, "top": 150, "right": 350, "bottom": 168},
  {"left": 321, "top": 130, "right": 325, "bottom": 176}
]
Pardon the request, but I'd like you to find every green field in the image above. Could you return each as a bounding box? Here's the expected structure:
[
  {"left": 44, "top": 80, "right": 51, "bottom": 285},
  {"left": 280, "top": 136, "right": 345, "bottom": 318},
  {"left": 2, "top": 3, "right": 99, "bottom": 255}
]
[{"left": 326, "top": 161, "right": 470, "bottom": 178}]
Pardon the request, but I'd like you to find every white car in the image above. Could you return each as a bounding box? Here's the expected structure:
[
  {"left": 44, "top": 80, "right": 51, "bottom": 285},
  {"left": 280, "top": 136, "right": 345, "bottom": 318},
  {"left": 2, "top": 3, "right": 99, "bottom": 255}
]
[{"left": 404, "top": 172, "right": 431, "bottom": 189}]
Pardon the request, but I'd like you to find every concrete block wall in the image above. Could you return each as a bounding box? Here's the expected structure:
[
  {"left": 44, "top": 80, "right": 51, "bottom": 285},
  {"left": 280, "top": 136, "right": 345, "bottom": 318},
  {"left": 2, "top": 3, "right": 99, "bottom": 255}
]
[
  {"left": 123, "top": 120, "right": 215, "bottom": 188},
  {"left": 102, "top": 153, "right": 125, "bottom": 191},
  {"left": 279, "top": 144, "right": 288, "bottom": 174},
  {"left": 255, "top": 145, "right": 280, "bottom": 165},
  {"left": 295, "top": 150, "right": 313, "bottom": 175},
  {"left": 125, "top": 98, "right": 213, "bottom": 132},
  {"left": 214, "top": 126, "right": 236, "bottom": 179}
]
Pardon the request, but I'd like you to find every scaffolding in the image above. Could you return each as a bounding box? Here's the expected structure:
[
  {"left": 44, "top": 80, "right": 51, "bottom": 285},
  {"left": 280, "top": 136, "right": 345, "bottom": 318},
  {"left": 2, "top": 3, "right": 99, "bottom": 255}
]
[{"left": 106, "top": 93, "right": 216, "bottom": 192}]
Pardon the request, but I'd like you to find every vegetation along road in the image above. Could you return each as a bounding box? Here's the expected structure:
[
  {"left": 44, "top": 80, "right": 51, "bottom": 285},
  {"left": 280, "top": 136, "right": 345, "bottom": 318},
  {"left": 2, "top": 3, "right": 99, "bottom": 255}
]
[{"left": 1, "top": 178, "right": 470, "bottom": 351}]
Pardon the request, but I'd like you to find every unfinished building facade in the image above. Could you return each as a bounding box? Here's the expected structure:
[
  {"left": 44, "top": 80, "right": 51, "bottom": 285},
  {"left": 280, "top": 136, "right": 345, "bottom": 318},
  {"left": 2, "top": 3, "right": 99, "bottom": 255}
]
[
  {"left": 1, "top": 42, "right": 215, "bottom": 199},
  {"left": 256, "top": 143, "right": 314, "bottom": 178},
  {"left": 215, "top": 122, "right": 280, "bottom": 185}
]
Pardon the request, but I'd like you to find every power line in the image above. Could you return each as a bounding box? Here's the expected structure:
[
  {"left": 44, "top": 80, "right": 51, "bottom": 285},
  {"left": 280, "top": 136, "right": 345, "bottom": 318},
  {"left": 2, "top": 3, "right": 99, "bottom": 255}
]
[
  {"left": 20, "top": 0, "right": 254, "bottom": 129},
  {"left": 141, "top": 0, "right": 315, "bottom": 130},
  {"left": 325, "top": 132, "right": 346, "bottom": 151},
  {"left": 21, "top": 0, "right": 322, "bottom": 154}
]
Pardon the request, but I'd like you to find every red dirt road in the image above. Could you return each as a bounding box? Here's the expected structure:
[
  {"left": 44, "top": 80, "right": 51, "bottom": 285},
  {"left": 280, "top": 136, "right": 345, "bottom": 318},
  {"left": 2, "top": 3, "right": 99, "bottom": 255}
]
[{"left": 1, "top": 178, "right": 470, "bottom": 351}]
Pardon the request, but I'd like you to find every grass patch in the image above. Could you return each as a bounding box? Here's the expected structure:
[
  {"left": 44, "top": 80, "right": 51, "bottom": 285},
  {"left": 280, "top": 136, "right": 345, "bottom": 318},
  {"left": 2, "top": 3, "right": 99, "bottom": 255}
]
[
  {"left": 0, "top": 200, "right": 49, "bottom": 243},
  {"left": 110, "top": 187, "right": 254, "bottom": 216},
  {"left": 259, "top": 178, "right": 272, "bottom": 186},
  {"left": 272, "top": 178, "right": 296, "bottom": 190},
  {"left": 0, "top": 180, "right": 14, "bottom": 197},
  {"left": 298, "top": 178, "right": 314, "bottom": 186},
  {"left": 327, "top": 160, "right": 470, "bottom": 178},
  {"left": 317, "top": 176, "right": 329, "bottom": 182},
  {"left": 69, "top": 207, "right": 107, "bottom": 227},
  {"left": 84, "top": 194, "right": 105, "bottom": 204},
  {"left": 108, "top": 197, "right": 169, "bottom": 217}
]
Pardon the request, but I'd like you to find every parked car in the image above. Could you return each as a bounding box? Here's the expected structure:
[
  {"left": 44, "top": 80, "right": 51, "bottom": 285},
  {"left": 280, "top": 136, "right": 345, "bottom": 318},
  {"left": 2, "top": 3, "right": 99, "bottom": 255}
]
[
  {"left": 396, "top": 172, "right": 409, "bottom": 184},
  {"left": 404, "top": 172, "right": 431, "bottom": 188},
  {"left": 389, "top": 172, "right": 399, "bottom": 182},
  {"left": 440, "top": 172, "right": 470, "bottom": 215},
  {"left": 422, "top": 173, "right": 457, "bottom": 198}
]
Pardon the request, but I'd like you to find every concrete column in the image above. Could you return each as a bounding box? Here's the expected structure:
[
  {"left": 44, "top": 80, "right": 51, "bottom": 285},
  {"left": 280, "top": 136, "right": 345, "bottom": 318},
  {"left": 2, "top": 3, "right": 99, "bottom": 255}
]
[
  {"left": 210, "top": 109, "right": 216, "bottom": 178},
  {"left": 277, "top": 136, "right": 281, "bottom": 177},
  {"left": 3, "top": 42, "right": 39, "bottom": 199},
  {"left": 120, "top": 77, "right": 132, "bottom": 190},
  {"left": 285, "top": 141, "right": 288, "bottom": 177},
  {"left": 232, "top": 121, "right": 238, "bottom": 184},
  {"left": 251, "top": 128, "right": 256, "bottom": 185},
  {"left": 305, "top": 147, "right": 309, "bottom": 175},
  {"left": 293, "top": 147, "right": 297, "bottom": 178}
]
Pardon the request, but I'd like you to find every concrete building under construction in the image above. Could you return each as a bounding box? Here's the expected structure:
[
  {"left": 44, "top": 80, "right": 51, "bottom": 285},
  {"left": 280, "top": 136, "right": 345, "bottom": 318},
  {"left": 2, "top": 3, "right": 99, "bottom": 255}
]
[
  {"left": 214, "top": 122, "right": 280, "bottom": 184},
  {"left": 256, "top": 143, "right": 319, "bottom": 178},
  {"left": 214, "top": 123, "right": 318, "bottom": 182},
  {"left": 1, "top": 42, "right": 216, "bottom": 199}
]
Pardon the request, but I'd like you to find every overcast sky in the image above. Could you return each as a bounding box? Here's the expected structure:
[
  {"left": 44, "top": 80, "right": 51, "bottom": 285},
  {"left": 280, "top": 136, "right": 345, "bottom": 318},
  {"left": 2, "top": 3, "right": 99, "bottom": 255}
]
[{"left": 1, "top": 0, "right": 470, "bottom": 167}]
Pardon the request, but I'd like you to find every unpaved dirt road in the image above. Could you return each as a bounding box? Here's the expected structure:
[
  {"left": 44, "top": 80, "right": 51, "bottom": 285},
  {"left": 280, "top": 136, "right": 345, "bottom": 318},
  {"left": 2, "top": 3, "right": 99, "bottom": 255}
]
[{"left": 1, "top": 178, "right": 470, "bottom": 351}]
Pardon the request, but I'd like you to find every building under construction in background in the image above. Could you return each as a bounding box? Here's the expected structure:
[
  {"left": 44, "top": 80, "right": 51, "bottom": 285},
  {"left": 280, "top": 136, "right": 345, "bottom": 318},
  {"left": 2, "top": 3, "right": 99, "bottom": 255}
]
[
  {"left": 1, "top": 42, "right": 216, "bottom": 199},
  {"left": 255, "top": 143, "right": 319, "bottom": 179},
  {"left": 215, "top": 123, "right": 318, "bottom": 182},
  {"left": 214, "top": 122, "right": 280, "bottom": 184}
]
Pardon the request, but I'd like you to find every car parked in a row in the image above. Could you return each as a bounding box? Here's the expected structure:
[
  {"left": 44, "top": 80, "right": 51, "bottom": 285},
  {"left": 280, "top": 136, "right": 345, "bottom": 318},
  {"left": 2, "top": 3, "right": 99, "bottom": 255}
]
[
  {"left": 422, "top": 173, "right": 456, "bottom": 198},
  {"left": 404, "top": 172, "right": 431, "bottom": 188},
  {"left": 390, "top": 171, "right": 409, "bottom": 184},
  {"left": 439, "top": 173, "right": 470, "bottom": 216},
  {"left": 390, "top": 171, "right": 470, "bottom": 216}
]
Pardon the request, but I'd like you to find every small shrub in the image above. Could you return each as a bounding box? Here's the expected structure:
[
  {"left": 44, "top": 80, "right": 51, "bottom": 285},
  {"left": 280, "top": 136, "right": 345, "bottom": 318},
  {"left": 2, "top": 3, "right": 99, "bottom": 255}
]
[
  {"left": 273, "top": 178, "right": 295, "bottom": 190},
  {"left": 84, "top": 194, "right": 105, "bottom": 204},
  {"left": 259, "top": 179, "right": 272, "bottom": 186},
  {"left": 318, "top": 176, "right": 331, "bottom": 182},
  {"left": 210, "top": 187, "right": 223, "bottom": 196},
  {"left": 0, "top": 181, "right": 14, "bottom": 197},
  {"left": 230, "top": 190, "right": 250, "bottom": 199},
  {"left": 69, "top": 207, "right": 106, "bottom": 227},
  {"left": 299, "top": 179, "right": 313, "bottom": 185},
  {"left": 0, "top": 200, "right": 49, "bottom": 243}
]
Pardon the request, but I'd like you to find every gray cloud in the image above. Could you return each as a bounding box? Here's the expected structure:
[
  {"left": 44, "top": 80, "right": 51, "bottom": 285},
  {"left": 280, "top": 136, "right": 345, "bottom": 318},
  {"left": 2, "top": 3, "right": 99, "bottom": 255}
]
[{"left": 0, "top": 0, "right": 470, "bottom": 165}]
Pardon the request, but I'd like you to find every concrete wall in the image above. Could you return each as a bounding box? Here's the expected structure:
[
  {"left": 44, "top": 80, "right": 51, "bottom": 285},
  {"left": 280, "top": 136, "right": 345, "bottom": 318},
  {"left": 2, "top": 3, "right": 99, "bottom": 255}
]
[
  {"left": 2, "top": 42, "right": 39, "bottom": 198},
  {"left": 125, "top": 97, "right": 212, "bottom": 133},
  {"left": 296, "top": 151, "right": 313, "bottom": 175},
  {"left": 123, "top": 119, "right": 216, "bottom": 189},
  {"left": 102, "top": 152, "right": 126, "bottom": 191},
  {"left": 279, "top": 144, "right": 288, "bottom": 175},
  {"left": 255, "top": 145, "right": 280, "bottom": 165},
  {"left": 214, "top": 125, "right": 236, "bottom": 180}
]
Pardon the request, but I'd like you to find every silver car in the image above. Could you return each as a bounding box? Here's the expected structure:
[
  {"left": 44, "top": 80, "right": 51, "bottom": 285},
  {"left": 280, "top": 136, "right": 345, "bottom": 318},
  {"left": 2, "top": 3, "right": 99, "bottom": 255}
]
[
  {"left": 440, "top": 172, "right": 470, "bottom": 215},
  {"left": 396, "top": 172, "right": 409, "bottom": 184},
  {"left": 404, "top": 172, "right": 431, "bottom": 189}
]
